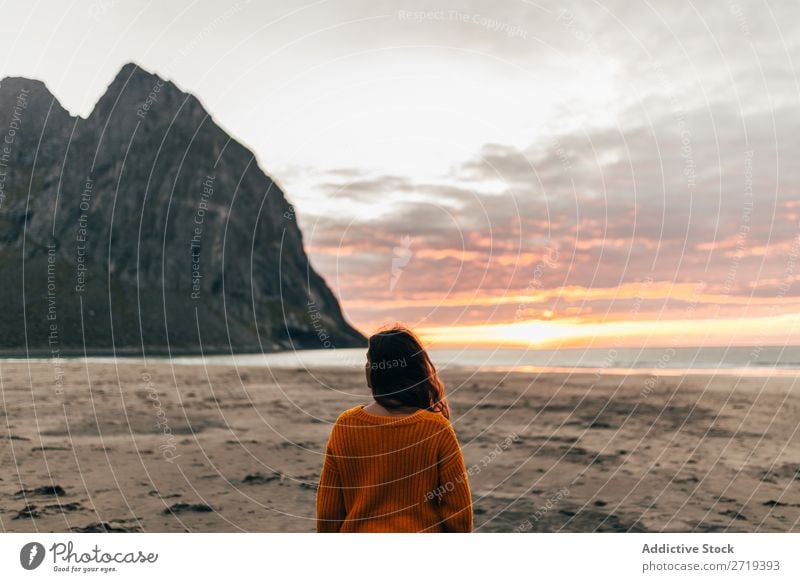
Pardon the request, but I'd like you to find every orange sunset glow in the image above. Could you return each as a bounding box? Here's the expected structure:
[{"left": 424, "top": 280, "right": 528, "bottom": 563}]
[{"left": 415, "top": 313, "right": 800, "bottom": 349}]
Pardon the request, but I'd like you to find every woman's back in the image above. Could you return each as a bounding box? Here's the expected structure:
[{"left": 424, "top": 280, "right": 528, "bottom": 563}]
[{"left": 316, "top": 405, "right": 473, "bottom": 533}]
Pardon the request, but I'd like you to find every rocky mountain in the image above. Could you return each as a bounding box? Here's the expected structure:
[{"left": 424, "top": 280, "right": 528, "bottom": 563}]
[{"left": 0, "top": 63, "right": 364, "bottom": 355}]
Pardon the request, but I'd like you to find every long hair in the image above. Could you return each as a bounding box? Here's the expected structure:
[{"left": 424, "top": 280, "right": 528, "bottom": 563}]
[{"left": 366, "top": 326, "right": 449, "bottom": 419}]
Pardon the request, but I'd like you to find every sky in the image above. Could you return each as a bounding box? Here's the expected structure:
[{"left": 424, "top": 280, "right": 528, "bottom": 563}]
[{"left": 2, "top": 0, "right": 800, "bottom": 348}]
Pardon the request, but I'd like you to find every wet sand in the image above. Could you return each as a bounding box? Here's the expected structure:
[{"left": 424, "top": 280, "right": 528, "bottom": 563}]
[{"left": 1, "top": 361, "right": 798, "bottom": 532}]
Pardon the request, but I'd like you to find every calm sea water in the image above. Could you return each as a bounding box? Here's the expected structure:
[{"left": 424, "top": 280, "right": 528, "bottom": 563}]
[
  {"left": 12, "top": 346, "right": 800, "bottom": 376},
  {"left": 166, "top": 345, "right": 800, "bottom": 377}
]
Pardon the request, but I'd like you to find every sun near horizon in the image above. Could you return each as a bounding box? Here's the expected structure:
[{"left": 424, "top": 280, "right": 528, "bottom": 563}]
[{"left": 409, "top": 312, "right": 800, "bottom": 350}]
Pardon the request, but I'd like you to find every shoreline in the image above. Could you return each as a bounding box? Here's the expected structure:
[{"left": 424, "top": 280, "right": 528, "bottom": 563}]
[{"left": 3, "top": 352, "right": 800, "bottom": 379}]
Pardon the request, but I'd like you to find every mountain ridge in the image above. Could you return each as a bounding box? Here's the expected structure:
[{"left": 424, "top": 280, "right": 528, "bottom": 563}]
[
  {"left": 1, "top": 61, "right": 195, "bottom": 120},
  {"left": 0, "top": 62, "right": 365, "bottom": 355}
]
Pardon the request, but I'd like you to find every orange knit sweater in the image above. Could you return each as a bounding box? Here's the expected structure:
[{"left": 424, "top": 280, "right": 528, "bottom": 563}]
[{"left": 316, "top": 405, "right": 473, "bottom": 533}]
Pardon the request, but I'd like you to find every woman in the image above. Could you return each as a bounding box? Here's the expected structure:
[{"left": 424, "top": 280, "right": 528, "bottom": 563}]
[{"left": 316, "top": 326, "right": 473, "bottom": 532}]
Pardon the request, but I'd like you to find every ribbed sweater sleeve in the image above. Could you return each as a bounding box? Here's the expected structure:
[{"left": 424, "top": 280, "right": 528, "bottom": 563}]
[
  {"left": 436, "top": 421, "right": 473, "bottom": 532},
  {"left": 316, "top": 429, "right": 346, "bottom": 532}
]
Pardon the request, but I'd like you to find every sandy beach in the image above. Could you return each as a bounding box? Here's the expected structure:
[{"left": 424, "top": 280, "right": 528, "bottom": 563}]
[{"left": 1, "top": 361, "right": 798, "bottom": 532}]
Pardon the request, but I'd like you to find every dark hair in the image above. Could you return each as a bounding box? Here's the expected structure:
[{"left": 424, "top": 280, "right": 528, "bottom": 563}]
[{"left": 366, "top": 326, "right": 449, "bottom": 419}]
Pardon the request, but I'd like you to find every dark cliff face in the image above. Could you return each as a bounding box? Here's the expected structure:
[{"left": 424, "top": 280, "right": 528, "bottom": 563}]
[{"left": 0, "top": 63, "right": 365, "bottom": 354}]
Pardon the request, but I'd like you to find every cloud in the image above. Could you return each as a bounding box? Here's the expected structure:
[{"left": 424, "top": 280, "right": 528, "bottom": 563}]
[{"left": 298, "top": 89, "right": 800, "bottom": 331}]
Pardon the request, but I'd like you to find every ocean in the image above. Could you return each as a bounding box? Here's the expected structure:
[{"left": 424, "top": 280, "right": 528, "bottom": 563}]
[
  {"left": 165, "top": 345, "right": 800, "bottom": 377},
  {"left": 9, "top": 345, "right": 800, "bottom": 377}
]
